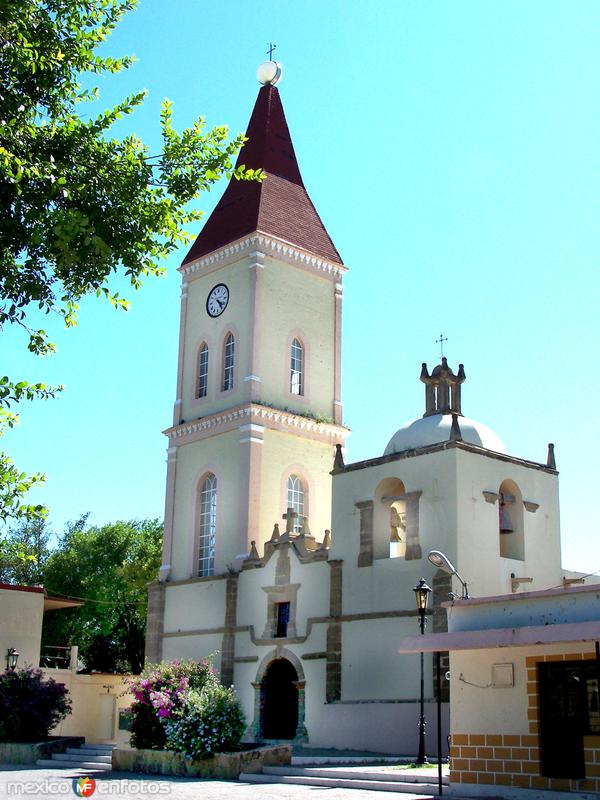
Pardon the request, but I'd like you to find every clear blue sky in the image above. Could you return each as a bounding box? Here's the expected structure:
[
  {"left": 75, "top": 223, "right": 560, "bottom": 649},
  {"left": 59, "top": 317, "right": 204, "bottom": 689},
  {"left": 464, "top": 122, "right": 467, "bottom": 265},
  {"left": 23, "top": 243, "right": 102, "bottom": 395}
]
[{"left": 4, "top": 0, "right": 599, "bottom": 571}]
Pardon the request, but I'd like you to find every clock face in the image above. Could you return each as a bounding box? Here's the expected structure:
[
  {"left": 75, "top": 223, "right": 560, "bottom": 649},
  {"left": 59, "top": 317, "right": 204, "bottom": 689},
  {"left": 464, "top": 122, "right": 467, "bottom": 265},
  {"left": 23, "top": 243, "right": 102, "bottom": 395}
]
[{"left": 206, "top": 283, "right": 229, "bottom": 318}]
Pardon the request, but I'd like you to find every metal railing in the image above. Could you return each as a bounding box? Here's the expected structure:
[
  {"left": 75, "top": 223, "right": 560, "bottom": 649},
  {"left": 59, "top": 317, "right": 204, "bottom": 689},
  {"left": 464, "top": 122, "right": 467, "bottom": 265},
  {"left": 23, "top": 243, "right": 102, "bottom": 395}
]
[{"left": 39, "top": 645, "right": 78, "bottom": 671}]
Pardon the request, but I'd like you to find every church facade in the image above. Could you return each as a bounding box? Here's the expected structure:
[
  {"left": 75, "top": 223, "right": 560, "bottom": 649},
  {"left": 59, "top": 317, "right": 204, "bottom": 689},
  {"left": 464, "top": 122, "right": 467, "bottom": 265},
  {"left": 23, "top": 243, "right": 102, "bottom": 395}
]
[{"left": 145, "top": 64, "right": 563, "bottom": 753}]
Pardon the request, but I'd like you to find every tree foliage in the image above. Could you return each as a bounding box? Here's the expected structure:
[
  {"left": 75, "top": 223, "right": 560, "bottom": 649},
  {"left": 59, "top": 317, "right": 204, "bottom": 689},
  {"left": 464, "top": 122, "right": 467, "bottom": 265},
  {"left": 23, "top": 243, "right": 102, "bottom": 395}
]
[
  {"left": 42, "top": 517, "right": 163, "bottom": 673},
  {"left": 0, "top": 0, "right": 261, "bottom": 525},
  {"left": 0, "top": 517, "right": 52, "bottom": 584}
]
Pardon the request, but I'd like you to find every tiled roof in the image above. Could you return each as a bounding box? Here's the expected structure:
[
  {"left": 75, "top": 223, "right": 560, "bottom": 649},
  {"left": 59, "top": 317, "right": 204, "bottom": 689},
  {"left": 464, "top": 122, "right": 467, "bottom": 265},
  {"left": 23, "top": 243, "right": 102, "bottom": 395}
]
[{"left": 182, "top": 84, "right": 343, "bottom": 266}]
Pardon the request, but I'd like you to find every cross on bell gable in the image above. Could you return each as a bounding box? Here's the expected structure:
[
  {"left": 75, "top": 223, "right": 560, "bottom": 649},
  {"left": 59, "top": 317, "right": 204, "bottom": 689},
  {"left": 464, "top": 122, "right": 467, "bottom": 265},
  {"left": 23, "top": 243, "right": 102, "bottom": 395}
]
[{"left": 283, "top": 507, "right": 298, "bottom": 535}]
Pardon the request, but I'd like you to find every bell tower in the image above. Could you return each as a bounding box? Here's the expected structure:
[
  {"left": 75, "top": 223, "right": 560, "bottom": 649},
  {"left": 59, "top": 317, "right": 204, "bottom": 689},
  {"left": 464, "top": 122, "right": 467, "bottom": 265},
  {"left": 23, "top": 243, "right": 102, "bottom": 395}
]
[{"left": 159, "top": 63, "right": 348, "bottom": 582}]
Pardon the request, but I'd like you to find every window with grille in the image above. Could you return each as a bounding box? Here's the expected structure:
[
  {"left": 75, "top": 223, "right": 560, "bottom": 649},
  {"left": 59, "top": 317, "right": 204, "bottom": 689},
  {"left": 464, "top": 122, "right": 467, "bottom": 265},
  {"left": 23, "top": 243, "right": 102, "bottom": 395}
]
[
  {"left": 197, "top": 343, "right": 209, "bottom": 398},
  {"left": 287, "top": 474, "right": 304, "bottom": 533},
  {"left": 222, "top": 333, "right": 235, "bottom": 391},
  {"left": 275, "top": 602, "right": 291, "bottom": 638},
  {"left": 290, "top": 338, "right": 304, "bottom": 395},
  {"left": 198, "top": 474, "right": 216, "bottom": 576}
]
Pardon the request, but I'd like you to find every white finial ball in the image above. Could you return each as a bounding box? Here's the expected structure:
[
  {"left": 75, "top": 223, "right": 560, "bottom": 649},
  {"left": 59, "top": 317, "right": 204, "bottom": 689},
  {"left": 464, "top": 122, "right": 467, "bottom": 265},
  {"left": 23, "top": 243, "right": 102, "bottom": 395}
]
[{"left": 257, "top": 61, "right": 283, "bottom": 86}]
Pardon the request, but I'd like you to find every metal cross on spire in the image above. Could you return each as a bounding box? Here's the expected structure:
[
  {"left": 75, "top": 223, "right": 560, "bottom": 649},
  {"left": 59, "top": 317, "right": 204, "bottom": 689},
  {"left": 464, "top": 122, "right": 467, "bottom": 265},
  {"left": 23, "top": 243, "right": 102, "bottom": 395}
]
[
  {"left": 267, "top": 42, "right": 277, "bottom": 60},
  {"left": 436, "top": 333, "right": 448, "bottom": 360}
]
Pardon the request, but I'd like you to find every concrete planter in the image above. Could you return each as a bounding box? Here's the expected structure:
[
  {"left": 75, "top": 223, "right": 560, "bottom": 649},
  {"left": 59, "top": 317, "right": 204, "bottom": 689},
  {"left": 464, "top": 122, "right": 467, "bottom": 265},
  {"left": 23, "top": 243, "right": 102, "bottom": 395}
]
[
  {"left": 112, "top": 744, "right": 292, "bottom": 779},
  {"left": 0, "top": 736, "right": 84, "bottom": 765}
]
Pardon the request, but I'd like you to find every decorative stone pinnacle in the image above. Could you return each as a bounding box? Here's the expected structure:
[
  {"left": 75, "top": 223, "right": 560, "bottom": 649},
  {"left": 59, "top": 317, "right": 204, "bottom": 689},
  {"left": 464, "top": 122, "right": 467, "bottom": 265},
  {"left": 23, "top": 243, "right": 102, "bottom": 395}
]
[
  {"left": 246, "top": 541, "right": 260, "bottom": 561},
  {"left": 421, "top": 357, "right": 466, "bottom": 417},
  {"left": 270, "top": 523, "right": 281, "bottom": 542},
  {"left": 333, "top": 443, "right": 345, "bottom": 470},
  {"left": 449, "top": 413, "right": 463, "bottom": 442},
  {"left": 547, "top": 442, "right": 556, "bottom": 469}
]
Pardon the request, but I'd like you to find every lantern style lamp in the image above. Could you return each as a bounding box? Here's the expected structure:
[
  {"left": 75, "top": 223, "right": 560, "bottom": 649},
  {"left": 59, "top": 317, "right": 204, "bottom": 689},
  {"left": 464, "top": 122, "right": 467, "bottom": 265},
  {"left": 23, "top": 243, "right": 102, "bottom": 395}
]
[
  {"left": 413, "top": 578, "right": 432, "bottom": 765},
  {"left": 6, "top": 648, "right": 19, "bottom": 671}
]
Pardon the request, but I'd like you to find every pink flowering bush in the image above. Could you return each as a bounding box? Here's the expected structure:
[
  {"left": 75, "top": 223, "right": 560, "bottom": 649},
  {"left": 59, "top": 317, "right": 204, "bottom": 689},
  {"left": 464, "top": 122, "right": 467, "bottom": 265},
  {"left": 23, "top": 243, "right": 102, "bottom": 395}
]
[{"left": 128, "top": 659, "right": 217, "bottom": 750}]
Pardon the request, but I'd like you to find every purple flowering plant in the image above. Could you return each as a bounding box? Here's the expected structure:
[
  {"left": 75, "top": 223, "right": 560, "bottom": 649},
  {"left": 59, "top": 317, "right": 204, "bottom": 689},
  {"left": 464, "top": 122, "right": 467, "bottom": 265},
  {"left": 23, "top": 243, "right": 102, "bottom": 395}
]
[{"left": 0, "top": 667, "right": 72, "bottom": 742}]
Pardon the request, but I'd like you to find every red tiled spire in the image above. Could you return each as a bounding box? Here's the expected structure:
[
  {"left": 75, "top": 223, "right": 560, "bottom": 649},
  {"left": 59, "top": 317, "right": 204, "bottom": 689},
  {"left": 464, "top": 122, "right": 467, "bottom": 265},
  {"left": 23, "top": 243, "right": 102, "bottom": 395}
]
[{"left": 181, "top": 84, "right": 343, "bottom": 266}]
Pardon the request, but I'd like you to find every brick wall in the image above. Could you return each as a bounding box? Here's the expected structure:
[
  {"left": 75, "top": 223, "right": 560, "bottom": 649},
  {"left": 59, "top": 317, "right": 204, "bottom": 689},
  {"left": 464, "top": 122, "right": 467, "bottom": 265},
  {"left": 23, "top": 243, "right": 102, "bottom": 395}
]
[{"left": 450, "top": 651, "right": 600, "bottom": 794}]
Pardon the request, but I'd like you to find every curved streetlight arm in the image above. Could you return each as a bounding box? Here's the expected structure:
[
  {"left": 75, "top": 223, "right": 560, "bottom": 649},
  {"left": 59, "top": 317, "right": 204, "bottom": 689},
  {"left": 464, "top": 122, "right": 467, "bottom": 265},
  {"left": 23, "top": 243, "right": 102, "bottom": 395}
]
[{"left": 427, "top": 549, "right": 470, "bottom": 599}]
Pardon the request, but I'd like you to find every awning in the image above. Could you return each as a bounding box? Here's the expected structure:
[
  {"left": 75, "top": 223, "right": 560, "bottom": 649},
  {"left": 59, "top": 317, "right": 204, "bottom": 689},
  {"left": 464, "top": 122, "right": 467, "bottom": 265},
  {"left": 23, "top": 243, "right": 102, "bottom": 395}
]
[
  {"left": 398, "top": 620, "right": 600, "bottom": 653},
  {"left": 44, "top": 591, "right": 85, "bottom": 611}
]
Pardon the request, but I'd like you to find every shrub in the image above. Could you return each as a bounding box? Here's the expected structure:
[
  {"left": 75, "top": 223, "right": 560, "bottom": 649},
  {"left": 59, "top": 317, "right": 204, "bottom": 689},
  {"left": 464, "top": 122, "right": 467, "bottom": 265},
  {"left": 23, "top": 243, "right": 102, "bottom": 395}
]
[
  {"left": 128, "top": 659, "right": 217, "bottom": 750},
  {"left": 128, "top": 658, "right": 246, "bottom": 758},
  {"left": 0, "top": 667, "right": 72, "bottom": 742},
  {"left": 164, "top": 683, "right": 246, "bottom": 758}
]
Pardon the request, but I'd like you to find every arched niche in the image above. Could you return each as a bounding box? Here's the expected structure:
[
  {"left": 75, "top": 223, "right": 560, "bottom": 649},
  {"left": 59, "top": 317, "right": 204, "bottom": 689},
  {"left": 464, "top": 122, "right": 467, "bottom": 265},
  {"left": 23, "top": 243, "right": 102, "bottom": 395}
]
[
  {"left": 498, "top": 478, "right": 524, "bottom": 560},
  {"left": 373, "top": 477, "right": 407, "bottom": 560}
]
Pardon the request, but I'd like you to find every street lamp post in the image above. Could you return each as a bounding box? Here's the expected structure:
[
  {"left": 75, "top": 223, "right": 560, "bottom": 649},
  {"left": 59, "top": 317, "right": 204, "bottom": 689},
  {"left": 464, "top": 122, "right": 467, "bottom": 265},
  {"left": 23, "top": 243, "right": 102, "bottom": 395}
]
[{"left": 413, "top": 578, "right": 432, "bottom": 765}]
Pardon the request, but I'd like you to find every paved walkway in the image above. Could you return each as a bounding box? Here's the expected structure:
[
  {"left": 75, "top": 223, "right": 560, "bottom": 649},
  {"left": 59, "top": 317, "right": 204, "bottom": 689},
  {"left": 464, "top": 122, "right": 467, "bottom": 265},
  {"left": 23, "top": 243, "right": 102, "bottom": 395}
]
[{"left": 0, "top": 764, "right": 436, "bottom": 800}]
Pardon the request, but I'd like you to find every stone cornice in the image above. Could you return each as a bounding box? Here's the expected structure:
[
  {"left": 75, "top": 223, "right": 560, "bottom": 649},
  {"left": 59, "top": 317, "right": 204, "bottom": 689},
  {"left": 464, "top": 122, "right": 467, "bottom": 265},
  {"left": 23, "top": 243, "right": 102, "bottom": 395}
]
[
  {"left": 179, "top": 232, "right": 348, "bottom": 280},
  {"left": 164, "top": 402, "right": 350, "bottom": 445},
  {"left": 335, "top": 439, "right": 558, "bottom": 476}
]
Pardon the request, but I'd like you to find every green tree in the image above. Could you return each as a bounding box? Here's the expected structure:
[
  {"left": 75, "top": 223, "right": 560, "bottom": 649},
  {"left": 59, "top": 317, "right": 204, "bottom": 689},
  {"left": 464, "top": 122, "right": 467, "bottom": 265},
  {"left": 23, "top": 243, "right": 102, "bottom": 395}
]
[
  {"left": 0, "top": 0, "right": 261, "bottom": 526},
  {"left": 0, "top": 517, "right": 53, "bottom": 584},
  {"left": 42, "top": 517, "right": 162, "bottom": 673}
]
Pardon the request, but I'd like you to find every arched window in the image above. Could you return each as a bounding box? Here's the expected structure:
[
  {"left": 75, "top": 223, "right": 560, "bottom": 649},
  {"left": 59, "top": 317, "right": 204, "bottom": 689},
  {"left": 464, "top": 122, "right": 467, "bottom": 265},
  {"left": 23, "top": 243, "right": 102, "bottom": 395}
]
[
  {"left": 222, "top": 333, "right": 235, "bottom": 392},
  {"left": 290, "top": 338, "right": 304, "bottom": 395},
  {"left": 197, "top": 474, "right": 217, "bottom": 576},
  {"left": 287, "top": 474, "right": 305, "bottom": 533},
  {"left": 197, "top": 343, "right": 209, "bottom": 398}
]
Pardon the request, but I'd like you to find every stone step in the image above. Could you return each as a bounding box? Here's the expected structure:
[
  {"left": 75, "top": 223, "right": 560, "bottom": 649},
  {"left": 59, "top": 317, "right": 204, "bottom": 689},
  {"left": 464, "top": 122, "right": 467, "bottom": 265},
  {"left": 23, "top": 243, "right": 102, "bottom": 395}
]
[
  {"left": 239, "top": 772, "right": 438, "bottom": 794},
  {"left": 264, "top": 765, "right": 448, "bottom": 785},
  {"left": 36, "top": 758, "right": 112, "bottom": 771},
  {"left": 58, "top": 752, "right": 112, "bottom": 763},
  {"left": 78, "top": 744, "right": 116, "bottom": 753}
]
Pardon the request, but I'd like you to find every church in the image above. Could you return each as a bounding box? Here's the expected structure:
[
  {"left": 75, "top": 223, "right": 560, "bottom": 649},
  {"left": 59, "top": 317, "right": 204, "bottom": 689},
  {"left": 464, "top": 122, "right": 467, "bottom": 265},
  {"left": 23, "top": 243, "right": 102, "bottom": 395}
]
[{"left": 145, "top": 61, "right": 563, "bottom": 754}]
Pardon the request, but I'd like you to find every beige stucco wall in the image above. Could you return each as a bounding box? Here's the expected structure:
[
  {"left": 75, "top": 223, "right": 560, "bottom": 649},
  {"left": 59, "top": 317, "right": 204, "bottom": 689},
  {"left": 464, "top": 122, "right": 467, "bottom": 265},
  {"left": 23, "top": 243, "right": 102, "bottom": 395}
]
[
  {"left": 179, "top": 253, "right": 338, "bottom": 424},
  {"left": 168, "top": 425, "right": 335, "bottom": 579},
  {"left": 0, "top": 587, "right": 44, "bottom": 669},
  {"left": 181, "top": 258, "right": 252, "bottom": 421},
  {"left": 169, "top": 430, "right": 243, "bottom": 578},
  {"left": 48, "top": 671, "right": 133, "bottom": 746},
  {"left": 455, "top": 449, "right": 562, "bottom": 598},
  {"left": 331, "top": 444, "right": 561, "bottom": 605},
  {"left": 450, "top": 647, "right": 531, "bottom": 735},
  {"left": 343, "top": 617, "right": 427, "bottom": 700},
  {"left": 257, "top": 430, "right": 334, "bottom": 551},
  {"left": 258, "top": 257, "right": 336, "bottom": 419},
  {"left": 162, "top": 634, "right": 225, "bottom": 669},
  {"left": 163, "top": 578, "right": 227, "bottom": 633}
]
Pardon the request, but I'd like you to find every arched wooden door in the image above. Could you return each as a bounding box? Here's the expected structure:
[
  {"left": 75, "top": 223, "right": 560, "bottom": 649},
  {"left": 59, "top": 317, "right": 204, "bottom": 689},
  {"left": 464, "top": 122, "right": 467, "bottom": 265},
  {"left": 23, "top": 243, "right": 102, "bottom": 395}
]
[{"left": 261, "top": 658, "right": 299, "bottom": 740}]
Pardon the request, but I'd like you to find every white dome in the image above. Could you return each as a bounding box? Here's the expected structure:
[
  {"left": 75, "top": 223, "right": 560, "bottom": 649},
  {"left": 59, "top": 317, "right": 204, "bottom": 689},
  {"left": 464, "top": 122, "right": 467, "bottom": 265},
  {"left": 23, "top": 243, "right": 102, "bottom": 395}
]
[{"left": 384, "top": 414, "right": 506, "bottom": 456}]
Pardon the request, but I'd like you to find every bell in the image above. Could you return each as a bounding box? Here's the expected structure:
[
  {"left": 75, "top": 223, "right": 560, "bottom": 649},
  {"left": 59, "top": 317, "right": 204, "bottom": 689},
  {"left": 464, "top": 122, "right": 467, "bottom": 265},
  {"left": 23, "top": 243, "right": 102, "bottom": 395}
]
[
  {"left": 390, "top": 507, "right": 404, "bottom": 542},
  {"left": 499, "top": 500, "right": 514, "bottom": 534},
  {"left": 390, "top": 526, "right": 402, "bottom": 543}
]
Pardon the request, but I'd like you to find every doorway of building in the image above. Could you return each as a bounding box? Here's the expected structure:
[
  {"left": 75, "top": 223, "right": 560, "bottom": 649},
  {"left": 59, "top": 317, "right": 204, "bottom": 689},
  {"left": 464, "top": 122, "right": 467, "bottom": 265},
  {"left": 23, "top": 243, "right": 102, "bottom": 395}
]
[
  {"left": 538, "top": 660, "right": 600, "bottom": 778},
  {"left": 261, "top": 658, "right": 299, "bottom": 740}
]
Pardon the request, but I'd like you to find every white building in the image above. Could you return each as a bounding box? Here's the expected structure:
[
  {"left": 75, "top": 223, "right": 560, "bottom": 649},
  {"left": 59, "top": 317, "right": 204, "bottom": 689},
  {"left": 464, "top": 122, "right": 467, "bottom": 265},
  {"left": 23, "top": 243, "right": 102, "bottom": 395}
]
[{"left": 146, "top": 64, "right": 563, "bottom": 754}]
